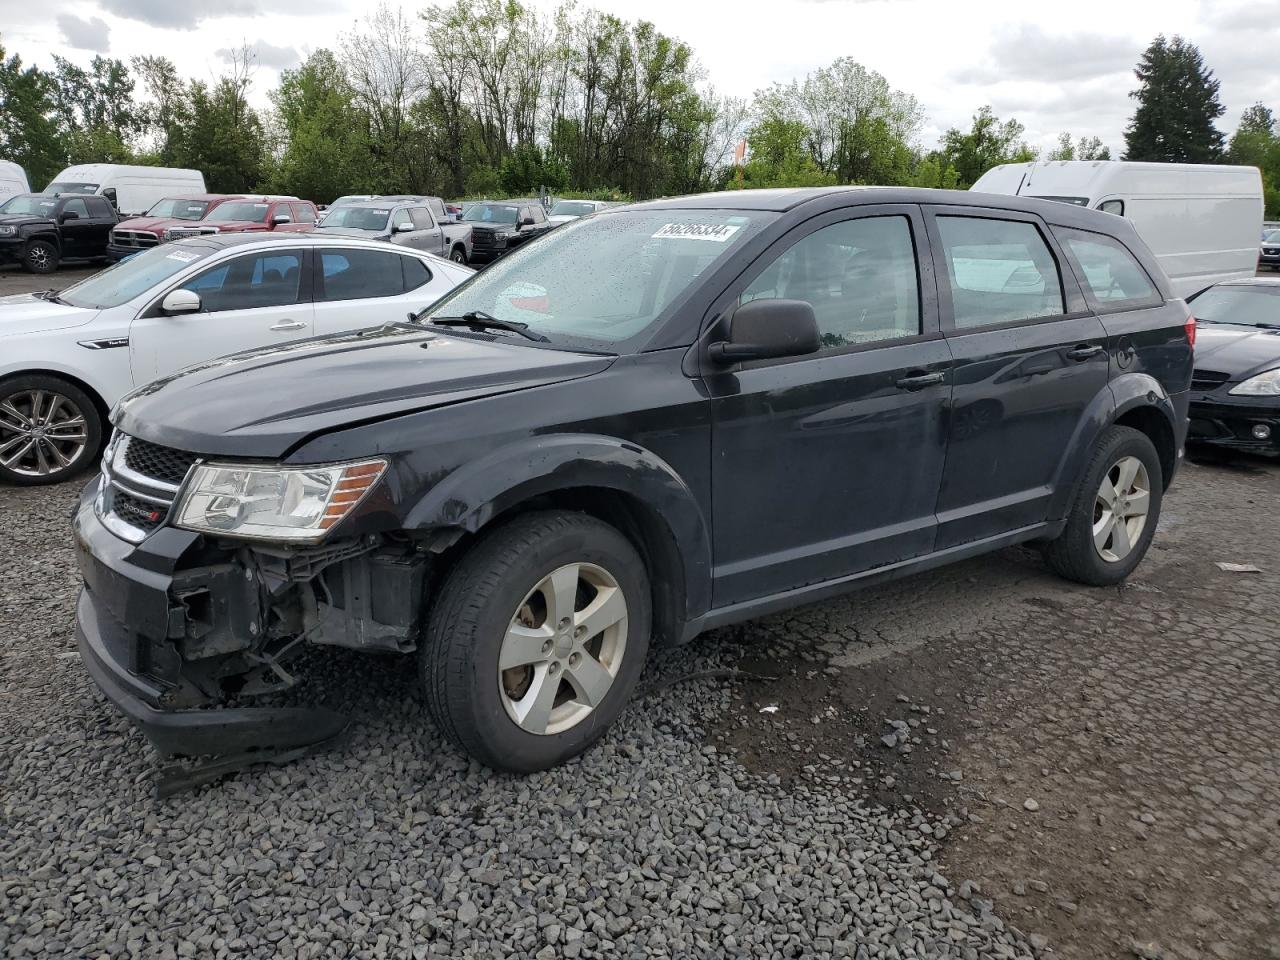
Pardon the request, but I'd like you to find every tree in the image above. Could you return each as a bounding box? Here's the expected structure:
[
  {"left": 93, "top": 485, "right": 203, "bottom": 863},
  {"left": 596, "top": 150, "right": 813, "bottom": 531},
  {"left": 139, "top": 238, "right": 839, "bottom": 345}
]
[
  {"left": 1047, "top": 133, "right": 1112, "bottom": 161},
  {"left": 132, "top": 55, "right": 188, "bottom": 164},
  {"left": 172, "top": 47, "right": 267, "bottom": 192},
  {"left": 0, "top": 40, "right": 65, "bottom": 187},
  {"left": 1227, "top": 103, "right": 1280, "bottom": 219},
  {"left": 1123, "top": 35, "right": 1225, "bottom": 162},
  {"left": 938, "top": 107, "right": 1035, "bottom": 187},
  {"left": 49, "top": 55, "right": 142, "bottom": 163}
]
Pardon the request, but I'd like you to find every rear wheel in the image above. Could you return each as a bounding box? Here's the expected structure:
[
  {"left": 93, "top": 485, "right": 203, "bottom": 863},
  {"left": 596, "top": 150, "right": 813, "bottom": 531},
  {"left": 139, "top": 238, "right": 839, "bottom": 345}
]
[
  {"left": 0, "top": 375, "right": 103, "bottom": 485},
  {"left": 23, "top": 240, "right": 58, "bottom": 274},
  {"left": 1042, "top": 425, "right": 1163, "bottom": 585},
  {"left": 421, "top": 511, "right": 651, "bottom": 772},
  {"left": 450, "top": 246, "right": 467, "bottom": 265}
]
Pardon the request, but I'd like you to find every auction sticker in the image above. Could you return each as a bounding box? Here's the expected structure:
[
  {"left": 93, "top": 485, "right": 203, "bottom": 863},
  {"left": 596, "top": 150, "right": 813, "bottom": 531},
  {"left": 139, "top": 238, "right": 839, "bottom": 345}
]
[
  {"left": 651, "top": 223, "right": 741, "bottom": 242},
  {"left": 165, "top": 250, "right": 199, "bottom": 262}
]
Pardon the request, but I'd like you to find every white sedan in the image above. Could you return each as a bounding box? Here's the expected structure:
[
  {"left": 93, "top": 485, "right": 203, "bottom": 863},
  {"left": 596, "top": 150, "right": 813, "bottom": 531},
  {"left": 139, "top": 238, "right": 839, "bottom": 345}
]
[{"left": 0, "top": 233, "right": 472, "bottom": 485}]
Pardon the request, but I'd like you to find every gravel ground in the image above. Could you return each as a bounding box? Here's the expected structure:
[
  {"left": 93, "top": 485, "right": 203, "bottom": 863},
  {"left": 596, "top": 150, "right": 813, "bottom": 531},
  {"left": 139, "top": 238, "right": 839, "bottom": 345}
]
[
  {"left": 0, "top": 264, "right": 99, "bottom": 296},
  {"left": 1, "top": 482, "right": 1033, "bottom": 959}
]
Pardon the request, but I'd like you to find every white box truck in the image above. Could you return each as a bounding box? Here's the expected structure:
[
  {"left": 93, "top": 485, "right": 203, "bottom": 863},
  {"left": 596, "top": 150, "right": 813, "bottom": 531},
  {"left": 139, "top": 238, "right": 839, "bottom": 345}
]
[
  {"left": 0, "top": 161, "right": 30, "bottom": 201},
  {"left": 970, "top": 160, "right": 1264, "bottom": 297},
  {"left": 44, "top": 164, "right": 206, "bottom": 217}
]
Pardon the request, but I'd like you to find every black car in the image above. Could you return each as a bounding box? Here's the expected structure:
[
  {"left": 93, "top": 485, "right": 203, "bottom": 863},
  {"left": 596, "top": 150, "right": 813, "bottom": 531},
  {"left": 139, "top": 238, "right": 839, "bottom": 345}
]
[
  {"left": 464, "top": 200, "right": 553, "bottom": 263},
  {"left": 0, "top": 193, "right": 118, "bottom": 273},
  {"left": 72, "top": 187, "right": 1192, "bottom": 789},
  {"left": 1186, "top": 278, "right": 1280, "bottom": 452}
]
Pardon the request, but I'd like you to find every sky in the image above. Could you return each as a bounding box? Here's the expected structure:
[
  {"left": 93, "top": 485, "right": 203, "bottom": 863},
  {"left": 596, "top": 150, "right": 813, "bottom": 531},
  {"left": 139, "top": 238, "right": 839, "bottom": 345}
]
[{"left": 4, "top": 0, "right": 1279, "bottom": 154}]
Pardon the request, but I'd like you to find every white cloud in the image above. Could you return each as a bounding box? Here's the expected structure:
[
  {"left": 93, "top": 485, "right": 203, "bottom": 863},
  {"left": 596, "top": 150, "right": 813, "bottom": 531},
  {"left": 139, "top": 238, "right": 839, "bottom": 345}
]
[
  {"left": 56, "top": 13, "right": 111, "bottom": 53},
  {"left": 217, "top": 41, "right": 301, "bottom": 71}
]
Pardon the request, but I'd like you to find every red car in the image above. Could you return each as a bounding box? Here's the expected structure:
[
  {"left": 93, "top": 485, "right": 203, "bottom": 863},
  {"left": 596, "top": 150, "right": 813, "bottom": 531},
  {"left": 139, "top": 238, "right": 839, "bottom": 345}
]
[
  {"left": 165, "top": 197, "right": 319, "bottom": 239},
  {"left": 107, "top": 194, "right": 247, "bottom": 261}
]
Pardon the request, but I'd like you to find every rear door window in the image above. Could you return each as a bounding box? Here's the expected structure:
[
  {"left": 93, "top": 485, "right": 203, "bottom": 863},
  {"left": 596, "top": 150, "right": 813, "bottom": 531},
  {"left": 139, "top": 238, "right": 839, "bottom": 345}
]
[
  {"left": 319, "top": 249, "right": 406, "bottom": 301},
  {"left": 936, "top": 216, "right": 1065, "bottom": 329},
  {"left": 409, "top": 207, "right": 434, "bottom": 230},
  {"left": 1056, "top": 229, "right": 1160, "bottom": 308},
  {"left": 291, "top": 203, "right": 316, "bottom": 223},
  {"left": 87, "top": 197, "right": 114, "bottom": 218}
]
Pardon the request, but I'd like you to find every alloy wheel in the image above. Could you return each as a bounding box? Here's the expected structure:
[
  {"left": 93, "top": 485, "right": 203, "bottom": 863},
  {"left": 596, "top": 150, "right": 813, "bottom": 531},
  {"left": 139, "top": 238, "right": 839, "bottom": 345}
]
[
  {"left": 0, "top": 390, "right": 90, "bottom": 477},
  {"left": 28, "top": 246, "right": 51, "bottom": 270},
  {"left": 1092, "top": 455, "right": 1151, "bottom": 563},
  {"left": 498, "top": 561, "right": 628, "bottom": 736}
]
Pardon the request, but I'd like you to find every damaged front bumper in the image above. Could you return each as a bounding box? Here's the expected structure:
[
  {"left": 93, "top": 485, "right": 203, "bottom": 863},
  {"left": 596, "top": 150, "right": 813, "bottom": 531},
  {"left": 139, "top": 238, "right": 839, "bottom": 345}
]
[{"left": 71, "top": 477, "right": 424, "bottom": 790}]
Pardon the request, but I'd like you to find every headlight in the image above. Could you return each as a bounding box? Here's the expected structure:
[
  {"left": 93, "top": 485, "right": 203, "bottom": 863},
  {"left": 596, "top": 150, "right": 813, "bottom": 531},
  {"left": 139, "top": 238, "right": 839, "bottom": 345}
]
[
  {"left": 175, "top": 459, "right": 386, "bottom": 542},
  {"left": 0, "top": 225, "right": 15, "bottom": 236},
  {"left": 1229, "top": 368, "right": 1280, "bottom": 397}
]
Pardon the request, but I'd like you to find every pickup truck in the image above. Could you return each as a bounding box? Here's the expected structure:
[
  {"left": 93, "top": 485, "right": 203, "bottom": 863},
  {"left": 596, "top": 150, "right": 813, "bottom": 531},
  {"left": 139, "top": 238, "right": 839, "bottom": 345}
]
[
  {"left": 316, "top": 199, "right": 472, "bottom": 264},
  {"left": 0, "top": 193, "right": 118, "bottom": 273},
  {"left": 107, "top": 194, "right": 248, "bottom": 260},
  {"left": 463, "top": 200, "right": 555, "bottom": 264},
  {"left": 164, "top": 197, "right": 318, "bottom": 239}
]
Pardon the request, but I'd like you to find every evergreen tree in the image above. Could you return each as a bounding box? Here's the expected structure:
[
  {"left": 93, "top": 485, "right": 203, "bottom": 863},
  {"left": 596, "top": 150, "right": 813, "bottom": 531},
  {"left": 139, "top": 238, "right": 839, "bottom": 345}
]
[{"left": 1123, "top": 35, "right": 1225, "bottom": 162}]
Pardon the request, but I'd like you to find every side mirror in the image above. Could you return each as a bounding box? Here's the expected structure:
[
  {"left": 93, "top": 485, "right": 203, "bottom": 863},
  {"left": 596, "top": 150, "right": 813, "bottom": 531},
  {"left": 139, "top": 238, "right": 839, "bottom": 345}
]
[
  {"left": 161, "top": 289, "right": 202, "bottom": 315},
  {"left": 59, "top": 211, "right": 80, "bottom": 222},
  {"left": 396, "top": 221, "right": 415, "bottom": 233},
  {"left": 272, "top": 214, "right": 292, "bottom": 225},
  {"left": 707, "top": 298, "right": 821, "bottom": 364},
  {"left": 519, "top": 216, "right": 535, "bottom": 227}
]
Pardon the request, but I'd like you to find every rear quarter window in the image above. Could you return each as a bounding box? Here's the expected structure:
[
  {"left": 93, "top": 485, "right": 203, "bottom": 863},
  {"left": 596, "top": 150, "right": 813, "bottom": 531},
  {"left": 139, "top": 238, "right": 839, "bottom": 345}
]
[{"left": 1056, "top": 228, "right": 1160, "bottom": 309}]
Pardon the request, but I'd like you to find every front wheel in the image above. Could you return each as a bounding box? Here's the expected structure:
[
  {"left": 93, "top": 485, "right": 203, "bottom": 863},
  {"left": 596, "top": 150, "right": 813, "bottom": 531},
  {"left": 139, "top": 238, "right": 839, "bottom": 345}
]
[
  {"left": 0, "top": 375, "right": 103, "bottom": 485},
  {"left": 1042, "top": 425, "right": 1163, "bottom": 586},
  {"left": 421, "top": 511, "right": 651, "bottom": 772},
  {"left": 450, "top": 246, "right": 467, "bottom": 265},
  {"left": 23, "top": 240, "right": 59, "bottom": 274}
]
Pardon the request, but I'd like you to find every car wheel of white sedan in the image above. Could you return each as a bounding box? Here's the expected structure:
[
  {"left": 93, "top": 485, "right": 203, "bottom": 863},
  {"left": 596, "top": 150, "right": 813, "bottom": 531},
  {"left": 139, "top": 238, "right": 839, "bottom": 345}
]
[{"left": 0, "top": 375, "right": 103, "bottom": 486}]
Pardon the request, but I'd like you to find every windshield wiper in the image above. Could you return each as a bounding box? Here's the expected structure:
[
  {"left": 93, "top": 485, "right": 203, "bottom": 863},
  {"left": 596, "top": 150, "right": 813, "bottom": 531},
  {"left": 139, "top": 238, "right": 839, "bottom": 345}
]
[
  {"left": 425, "top": 310, "right": 550, "bottom": 343},
  {"left": 34, "top": 289, "right": 68, "bottom": 305}
]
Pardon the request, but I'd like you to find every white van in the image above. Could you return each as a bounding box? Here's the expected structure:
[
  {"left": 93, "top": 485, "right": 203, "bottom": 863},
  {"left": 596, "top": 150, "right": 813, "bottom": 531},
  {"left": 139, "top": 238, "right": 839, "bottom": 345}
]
[
  {"left": 970, "top": 160, "right": 1264, "bottom": 297},
  {"left": 0, "top": 160, "right": 30, "bottom": 201},
  {"left": 44, "top": 164, "right": 206, "bottom": 217}
]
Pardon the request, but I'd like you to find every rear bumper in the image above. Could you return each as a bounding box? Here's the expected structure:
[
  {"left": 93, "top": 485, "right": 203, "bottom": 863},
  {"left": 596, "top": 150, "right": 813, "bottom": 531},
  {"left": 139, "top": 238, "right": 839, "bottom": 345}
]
[
  {"left": 1188, "top": 394, "right": 1280, "bottom": 452},
  {"left": 72, "top": 482, "right": 347, "bottom": 758}
]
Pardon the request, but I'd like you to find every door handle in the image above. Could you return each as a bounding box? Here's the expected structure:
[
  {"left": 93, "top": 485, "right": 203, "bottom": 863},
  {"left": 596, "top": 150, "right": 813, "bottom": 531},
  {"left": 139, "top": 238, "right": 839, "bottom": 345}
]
[
  {"left": 270, "top": 320, "right": 306, "bottom": 331},
  {"left": 895, "top": 371, "right": 946, "bottom": 390},
  {"left": 1066, "top": 344, "right": 1103, "bottom": 361}
]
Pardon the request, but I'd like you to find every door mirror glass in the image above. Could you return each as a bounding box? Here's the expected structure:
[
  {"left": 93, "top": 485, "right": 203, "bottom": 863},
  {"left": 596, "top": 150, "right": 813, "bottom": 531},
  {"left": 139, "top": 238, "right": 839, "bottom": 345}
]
[
  {"left": 162, "top": 288, "right": 202, "bottom": 315},
  {"left": 708, "top": 298, "right": 821, "bottom": 364}
]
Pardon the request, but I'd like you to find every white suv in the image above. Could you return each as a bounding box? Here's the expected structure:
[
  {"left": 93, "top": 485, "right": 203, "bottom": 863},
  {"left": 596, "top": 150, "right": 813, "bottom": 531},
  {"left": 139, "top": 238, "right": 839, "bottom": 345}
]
[{"left": 0, "top": 233, "right": 473, "bottom": 485}]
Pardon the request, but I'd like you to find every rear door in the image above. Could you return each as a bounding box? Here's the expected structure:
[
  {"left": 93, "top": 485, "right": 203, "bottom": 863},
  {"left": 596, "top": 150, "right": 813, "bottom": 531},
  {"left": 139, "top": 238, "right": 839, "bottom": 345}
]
[
  {"left": 84, "top": 197, "right": 117, "bottom": 253},
  {"left": 129, "top": 248, "right": 314, "bottom": 382},
  {"left": 312, "top": 246, "right": 444, "bottom": 335},
  {"left": 408, "top": 207, "right": 444, "bottom": 253},
  {"left": 925, "top": 205, "right": 1109, "bottom": 548},
  {"left": 706, "top": 204, "right": 953, "bottom": 605}
]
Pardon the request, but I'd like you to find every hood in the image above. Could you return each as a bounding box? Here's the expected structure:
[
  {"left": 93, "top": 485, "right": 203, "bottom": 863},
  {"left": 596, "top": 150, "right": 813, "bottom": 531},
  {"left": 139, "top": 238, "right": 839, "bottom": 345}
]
[
  {"left": 114, "top": 216, "right": 191, "bottom": 234},
  {"left": 115, "top": 323, "right": 614, "bottom": 458},
  {"left": 0, "top": 213, "right": 49, "bottom": 227},
  {"left": 0, "top": 293, "right": 98, "bottom": 338},
  {"left": 316, "top": 226, "right": 389, "bottom": 240},
  {"left": 1194, "top": 324, "right": 1280, "bottom": 379},
  {"left": 206, "top": 222, "right": 269, "bottom": 233}
]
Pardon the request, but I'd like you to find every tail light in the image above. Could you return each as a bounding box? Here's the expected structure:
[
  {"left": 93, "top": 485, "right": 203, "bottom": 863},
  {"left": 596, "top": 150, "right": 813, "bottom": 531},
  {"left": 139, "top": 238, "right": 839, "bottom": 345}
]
[{"left": 1185, "top": 314, "right": 1196, "bottom": 350}]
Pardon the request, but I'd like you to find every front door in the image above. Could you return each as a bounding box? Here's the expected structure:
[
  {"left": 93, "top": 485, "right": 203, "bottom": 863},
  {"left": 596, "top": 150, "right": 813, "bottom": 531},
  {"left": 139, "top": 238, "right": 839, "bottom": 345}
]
[
  {"left": 925, "top": 206, "right": 1110, "bottom": 548},
  {"left": 706, "top": 205, "right": 953, "bottom": 606},
  {"left": 58, "top": 198, "right": 93, "bottom": 258},
  {"left": 129, "top": 248, "right": 314, "bottom": 382}
]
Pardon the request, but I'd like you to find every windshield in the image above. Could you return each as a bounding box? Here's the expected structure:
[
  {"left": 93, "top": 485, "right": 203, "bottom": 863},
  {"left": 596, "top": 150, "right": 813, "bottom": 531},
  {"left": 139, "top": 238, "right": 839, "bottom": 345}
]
[
  {"left": 45, "top": 181, "right": 99, "bottom": 195},
  {"left": 319, "top": 206, "right": 391, "bottom": 231},
  {"left": 1190, "top": 285, "right": 1280, "bottom": 328},
  {"left": 1029, "top": 196, "right": 1089, "bottom": 206},
  {"left": 464, "top": 204, "right": 519, "bottom": 225},
  {"left": 146, "top": 198, "right": 211, "bottom": 221},
  {"left": 0, "top": 195, "right": 58, "bottom": 216},
  {"left": 205, "top": 201, "right": 270, "bottom": 223},
  {"left": 428, "top": 210, "right": 771, "bottom": 351},
  {"left": 549, "top": 201, "right": 597, "bottom": 218},
  {"left": 58, "top": 243, "right": 214, "bottom": 310},
  {"left": 1264, "top": 230, "right": 1280, "bottom": 243}
]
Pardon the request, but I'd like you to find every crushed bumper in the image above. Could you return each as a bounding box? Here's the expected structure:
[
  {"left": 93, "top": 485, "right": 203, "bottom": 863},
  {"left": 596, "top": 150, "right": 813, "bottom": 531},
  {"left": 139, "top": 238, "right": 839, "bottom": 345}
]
[
  {"left": 72, "top": 483, "right": 349, "bottom": 791},
  {"left": 1188, "top": 395, "right": 1280, "bottom": 453}
]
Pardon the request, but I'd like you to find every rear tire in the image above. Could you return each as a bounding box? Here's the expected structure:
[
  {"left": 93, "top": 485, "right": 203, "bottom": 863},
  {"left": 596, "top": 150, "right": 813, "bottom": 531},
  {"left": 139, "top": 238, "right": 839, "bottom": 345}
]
[
  {"left": 450, "top": 246, "right": 467, "bottom": 265},
  {"left": 421, "top": 511, "right": 651, "bottom": 772},
  {"left": 0, "top": 374, "right": 103, "bottom": 486},
  {"left": 23, "top": 240, "right": 58, "bottom": 274},
  {"left": 1042, "top": 425, "right": 1163, "bottom": 586}
]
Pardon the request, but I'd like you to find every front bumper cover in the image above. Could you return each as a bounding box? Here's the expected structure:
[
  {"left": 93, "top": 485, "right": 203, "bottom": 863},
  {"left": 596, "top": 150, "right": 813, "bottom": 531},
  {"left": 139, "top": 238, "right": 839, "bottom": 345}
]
[
  {"left": 72, "top": 483, "right": 348, "bottom": 791},
  {"left": 1188, "top": 393, "right": 1280, "bottom": 452}
]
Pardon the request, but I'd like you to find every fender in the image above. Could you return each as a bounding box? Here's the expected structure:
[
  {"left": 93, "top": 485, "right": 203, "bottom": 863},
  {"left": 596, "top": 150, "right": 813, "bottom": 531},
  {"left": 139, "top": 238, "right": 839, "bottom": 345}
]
[
  {"left": 1046, "top": 372, "right": 1176, "bottom": 520},
  {"left": 403, "top": 433, "right": 713, "bottom": 622},
  {"left": 22, "top": 225, "right": 61, "bottom": 251}
]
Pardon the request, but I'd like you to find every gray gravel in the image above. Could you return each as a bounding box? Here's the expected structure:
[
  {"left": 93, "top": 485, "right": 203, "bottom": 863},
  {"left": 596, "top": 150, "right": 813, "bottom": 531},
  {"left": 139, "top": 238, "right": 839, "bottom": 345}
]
[{"left": 0, "top": 481, "right": 1036, "bottom": 959}]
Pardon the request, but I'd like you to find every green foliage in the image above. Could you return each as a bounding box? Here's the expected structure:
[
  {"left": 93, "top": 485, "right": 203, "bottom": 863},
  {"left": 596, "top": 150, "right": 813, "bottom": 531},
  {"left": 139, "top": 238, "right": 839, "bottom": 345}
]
[
  {"left": 1228, "top": 103, "right": 1280, "bottom": 218},
  {"left": 1124, "top": 35, "right": 1225, "bottom": 162},
  {"left": 1046, "top": 133, "right": 1112, "bottom": 162},
  {"left": 0, "top": 40, "right": 66, "bottom": 186},
  {"left": 498, "top": 144, "right": 568, "bottom": 195},
  {"left": 939, "top": 107, "right": 1035, "bottom": 187}
]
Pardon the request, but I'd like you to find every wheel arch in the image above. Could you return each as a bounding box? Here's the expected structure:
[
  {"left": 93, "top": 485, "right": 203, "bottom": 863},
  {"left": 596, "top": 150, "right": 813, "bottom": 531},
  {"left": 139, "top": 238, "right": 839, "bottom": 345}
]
[{"left": 404, "top": 434, "right": 712, "bottom": 645}]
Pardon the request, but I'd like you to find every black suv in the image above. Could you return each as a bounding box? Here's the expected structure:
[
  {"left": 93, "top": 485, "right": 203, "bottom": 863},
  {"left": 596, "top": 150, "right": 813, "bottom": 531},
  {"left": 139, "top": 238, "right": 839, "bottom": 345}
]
[
  {"left": 73, "top": 188, "right": 1192, "bottom": 786},
  {"left": 464, "top": 200, "right": 553, "bottom": 263},
  {"left": 0, "top": 193, "right": 118, "bottom": 273}
]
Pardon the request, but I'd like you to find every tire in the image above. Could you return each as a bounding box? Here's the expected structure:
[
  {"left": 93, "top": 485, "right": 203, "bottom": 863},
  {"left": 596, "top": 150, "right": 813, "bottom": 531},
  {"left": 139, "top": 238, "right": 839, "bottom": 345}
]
[
  {"left": 450, "top": 246, "right": 467, "bottom": 265},
  {"left": 23, "top": 240, "right": 59, "bottom": 274},
  {"left": 421, "top": 511, "right": 652, "bottom": 772},
  {"left": 0, "top": 374, "right": 104, "bottom": 486},
  {"left": 1042, "top": 425, "right": 1163, "bottom": 586}
]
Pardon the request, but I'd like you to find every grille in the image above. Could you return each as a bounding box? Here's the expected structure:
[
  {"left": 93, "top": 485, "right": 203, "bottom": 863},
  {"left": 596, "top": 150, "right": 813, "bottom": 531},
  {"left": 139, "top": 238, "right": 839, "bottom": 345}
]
[
  {"left": 1264, "top": 247, "right": 1280, "bottom": 256},
  {"left": 112, "top": 490, "right": 168, "bottom": 532},
  {"left": 1190, "top": 369, "right": 1230, "bottom": 392},
  {"left": 471, "top": 228, "right": 495, "bottom": 245},
  {"left": 112, "top": 230, "right": 160, "bottom": 248},
  {"left": 166, "top": 226, "right": 218, "bottom": 240},
  {"left": 124, "top": 437, "right": 199, "bottom": 486}
]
